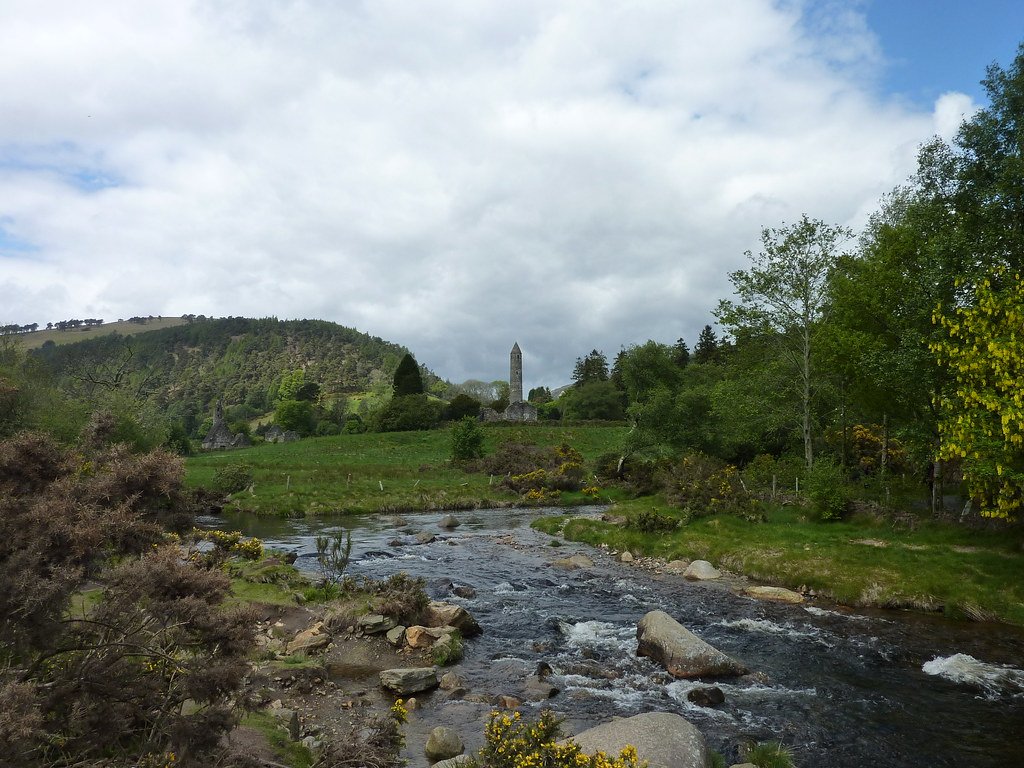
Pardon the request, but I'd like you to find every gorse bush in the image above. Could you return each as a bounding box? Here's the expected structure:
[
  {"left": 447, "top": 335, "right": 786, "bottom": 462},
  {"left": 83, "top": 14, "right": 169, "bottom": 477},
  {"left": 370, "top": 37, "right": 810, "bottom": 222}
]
[
  {"left": 629, "top": 508, "right": 680, "bottom": 533},
  {"left": 665, "top": 452, "right": 763, "bottom": 522},
  {"left": 483, "top": 441, "right": 587, "bottom": 496},
  {"left": 463, "top": 709, "right": 647, "bottom": 768},
  {"left": 211, "top": 462, "right": 253, "bottom": 495}
]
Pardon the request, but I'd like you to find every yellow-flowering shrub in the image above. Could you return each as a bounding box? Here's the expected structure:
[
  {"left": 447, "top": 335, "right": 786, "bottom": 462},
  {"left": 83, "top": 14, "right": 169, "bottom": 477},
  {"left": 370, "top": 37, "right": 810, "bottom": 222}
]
[
  {"left": 931, "top": 268, "right": 1024, "bottom": 519},
  {"left": 466, "top": 710, "right": 646, "bottom": 768}
]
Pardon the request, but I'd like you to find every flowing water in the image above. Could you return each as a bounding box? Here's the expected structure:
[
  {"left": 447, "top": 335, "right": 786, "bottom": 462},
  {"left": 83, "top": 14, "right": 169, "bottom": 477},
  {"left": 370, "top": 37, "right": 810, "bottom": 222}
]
[{"left": 212, "top": 507, "right": 1024, "bottom": 767}]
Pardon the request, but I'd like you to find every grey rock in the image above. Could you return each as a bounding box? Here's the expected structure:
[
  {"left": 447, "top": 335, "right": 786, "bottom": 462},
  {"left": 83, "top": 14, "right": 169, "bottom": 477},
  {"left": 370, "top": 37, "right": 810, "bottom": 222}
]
[
  {"left": 358, "top": 613, "right": 397, "bottom": 635},
  {"left": 432, "top": 757, "right": 472, "bottom": 768},
  {"left": 379, "top": 667, "right": 439, "bottom": 695},
  {"left": 453, "top": 584, "right": 477, "bottom": 598},
  {"left": 663, "top": 559, "right": 690, "bottom": 575},
  {"left": 618, "top": 551, "right": 635, "bottom": 563},
  {"left": 416, "top": 532, "right": 437, "bottom": 545},
  {"left": 385, "top": 625, "right": 407, "bottom": 647},
  {"left": 523, "top": 675, "right": 559, "bottom": 701},
  {"left": 567, "top": 712, "right": 710, "bottom": 768},
  {"left": 683, "top": 560, "right": 721, "bottom": 581},
  {"left": 425, "top": 726, "right": 465, "bottom": 762},
  {"left": 439, "top": 671, "right": 465, "bottom": 690},
  {"left": 439, "top": 514, "right": 461, "bottom": 529},
  {"left": 636, "top": 610, "right": 748, "bottom": 679},
  {"left": 270, "top": 707, "right": 300, "bottom": 741}
]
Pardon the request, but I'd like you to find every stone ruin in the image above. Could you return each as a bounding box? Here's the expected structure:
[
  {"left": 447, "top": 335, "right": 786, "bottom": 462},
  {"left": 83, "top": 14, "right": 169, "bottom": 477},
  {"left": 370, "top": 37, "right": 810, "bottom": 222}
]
[
  {"left": 480, "top": 342, "right": 538, "bottom": 423},
  {"left": 201, "top": 401, "right": 252, "bottom": 450},
  {"left": 264, "top": 424, "right": 300, "bottom": 443}
]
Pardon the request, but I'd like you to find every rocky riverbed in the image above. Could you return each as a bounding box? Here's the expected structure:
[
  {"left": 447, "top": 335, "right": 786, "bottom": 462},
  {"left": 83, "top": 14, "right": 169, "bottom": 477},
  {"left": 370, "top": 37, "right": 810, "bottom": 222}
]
[{"left": 214, "top": 506, "right": 1024, "bottom": 768}]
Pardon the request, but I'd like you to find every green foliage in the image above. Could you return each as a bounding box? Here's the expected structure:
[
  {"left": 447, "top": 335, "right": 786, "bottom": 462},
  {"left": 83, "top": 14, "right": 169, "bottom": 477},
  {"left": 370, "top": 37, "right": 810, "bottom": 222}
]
[
  {"left": 560, "top": 380, "right": 626, "bottom": 421},
  {"left": 447, "top": 392, "right": 482, "bottom": 420},
  {"left": 392, "top": 352, "right": 425, "bottom": 396},
  {"left": 315, "top": 530, "right": 353, "bottom": 596},
  {"left": 528, "top": 386, "right": 553, "bottom": 404},
  {"left": 451, "top": 416, "right": 486, "bottom": 462},
  {"left": 430, "top": 629, "right": 464, "bottom": 666},
  {"left": 212, "top": 462, "right": 254, "bottom": 495},
  {"left": 629, "top": 508, "right": 681, "bottom": 533},
  {"left": 372, "top": 394, "right": 443, "bottom": 432},
  {"left": 741, "top": 741, "right": 796, "bottom": 768},
  {"left": 693, "top": 324, "right": 719, "bottom": 364},
  {"left": 274, "top": 398, "right": 315, "bottom": 435},
  {"left": 717, "top": 214, "right": 853, "bottom": 469},
  {"left": 571, "top": 349, "right": 610, "bottom": 387},
  {"left": 805, "top": 458, "right": 851, "bottom": 521}
]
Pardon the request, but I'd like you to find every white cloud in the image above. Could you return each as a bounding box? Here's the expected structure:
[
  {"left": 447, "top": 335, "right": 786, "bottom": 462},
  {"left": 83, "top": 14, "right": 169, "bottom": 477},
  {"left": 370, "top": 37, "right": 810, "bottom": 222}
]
[
  {"left": 0, "top": 0, "right": 960, "bottom": 388},
  {"left": 932, "top": 91, "right": 978, "bottom": 141}
]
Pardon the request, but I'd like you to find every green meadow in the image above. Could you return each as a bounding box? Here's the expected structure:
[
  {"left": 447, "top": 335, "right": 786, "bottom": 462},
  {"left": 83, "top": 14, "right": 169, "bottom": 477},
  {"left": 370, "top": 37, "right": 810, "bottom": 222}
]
[{"left": 185, "top": 423, "right": 628, "bottom": 517}]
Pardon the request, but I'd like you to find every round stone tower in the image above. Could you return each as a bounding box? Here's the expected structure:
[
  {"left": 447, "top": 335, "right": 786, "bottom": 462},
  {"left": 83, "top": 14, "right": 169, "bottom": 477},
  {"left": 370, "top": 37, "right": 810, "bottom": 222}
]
[{"left": 510, "top": 342, "right": 523, "bottom": 404}]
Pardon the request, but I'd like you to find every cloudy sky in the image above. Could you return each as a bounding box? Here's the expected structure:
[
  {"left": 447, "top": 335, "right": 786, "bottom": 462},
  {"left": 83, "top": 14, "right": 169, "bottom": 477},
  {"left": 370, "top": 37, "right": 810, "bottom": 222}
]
[{"left": 2, "top": 1, "right": 1022, "bottom": 389}]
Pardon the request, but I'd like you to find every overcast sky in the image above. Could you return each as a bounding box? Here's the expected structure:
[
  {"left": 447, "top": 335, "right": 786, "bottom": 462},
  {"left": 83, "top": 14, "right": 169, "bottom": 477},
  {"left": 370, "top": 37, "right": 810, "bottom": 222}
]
[{"left": 2, "top": 1, "right": 1022, "bottom": 390}]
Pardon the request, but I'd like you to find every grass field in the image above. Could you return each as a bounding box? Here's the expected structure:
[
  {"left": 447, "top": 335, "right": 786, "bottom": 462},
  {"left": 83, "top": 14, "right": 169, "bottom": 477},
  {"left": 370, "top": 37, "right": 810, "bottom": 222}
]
[
  {"left": 185, "top": 423, "right": 628, "bottom": 517},
  {"left": 534, "top": 498, "right": 1024, "bottom": 625},
  {"left": 15, "top": 316, "right": 189, "bottom": 349}
]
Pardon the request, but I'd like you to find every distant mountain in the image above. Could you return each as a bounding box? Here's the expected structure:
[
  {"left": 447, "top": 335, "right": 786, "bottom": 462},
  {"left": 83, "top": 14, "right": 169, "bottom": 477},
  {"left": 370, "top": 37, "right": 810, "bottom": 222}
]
[{"left": 31, "top": 316, "right": 438, "bottom": 434}]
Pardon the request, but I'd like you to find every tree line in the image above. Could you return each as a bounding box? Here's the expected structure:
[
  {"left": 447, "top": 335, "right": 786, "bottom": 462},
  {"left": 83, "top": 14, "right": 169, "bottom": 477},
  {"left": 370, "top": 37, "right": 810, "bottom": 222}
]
[{"left": 560, "top": 45, "right": 1024, "bottom": 521}]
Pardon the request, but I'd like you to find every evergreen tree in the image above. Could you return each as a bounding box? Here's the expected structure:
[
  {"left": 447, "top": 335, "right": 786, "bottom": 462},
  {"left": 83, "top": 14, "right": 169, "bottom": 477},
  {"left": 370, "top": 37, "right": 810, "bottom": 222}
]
[
  {"left": 693, "top": 325, "right": 719, "bottom": 364},
  {"left": 392, "top": 353, "right": 424, "bottom": 396},
  {"left": 673, "top": 338, "right": 690, "bottom": 368},
  {"left": 571, "top": 350, "right": 609, "bottom": 387}
]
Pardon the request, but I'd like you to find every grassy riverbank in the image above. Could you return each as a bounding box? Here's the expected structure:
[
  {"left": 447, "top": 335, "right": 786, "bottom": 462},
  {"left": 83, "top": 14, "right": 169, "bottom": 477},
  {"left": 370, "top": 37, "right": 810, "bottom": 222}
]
[
  {"left": 185, "top": 423, "right": 628, "bottom": 516},
  {"left": 533, "top": 498, "right": 1024, "bottom": 626}
]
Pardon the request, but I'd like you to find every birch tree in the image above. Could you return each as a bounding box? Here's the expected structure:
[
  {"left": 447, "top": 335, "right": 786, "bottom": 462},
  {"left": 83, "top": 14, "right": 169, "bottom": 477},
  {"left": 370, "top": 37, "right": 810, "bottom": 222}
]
[{"left": 717, "top": 215, "right": 852, "bottom": 469}]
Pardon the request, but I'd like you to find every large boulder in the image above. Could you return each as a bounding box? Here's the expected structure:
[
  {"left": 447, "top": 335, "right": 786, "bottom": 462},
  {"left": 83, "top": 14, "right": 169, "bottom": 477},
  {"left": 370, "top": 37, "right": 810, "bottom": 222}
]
[
  {"left": 742, "top": 586, "right": 804, "bottom": 604},
  {"left": 636, "top": 611, "right": 747, "bottom": 678},
  {"left": 425, "top": 726, "right": 465, "bottom": 762},
  {"left": 683, "top": 560, "right": 721, "bottom": 580},
  {"left": 424, "top": 601, "right": 481, "bottom": 637},
  {"left": 552, "top": 554, "right": 594, "bottom": 569},
  {"left": 406, "top": 625, "right": 452, "bottom": 649},
  {"left": 379, "top": 667, "right": 439, "bottom": 695},
  {"left": 568, "top": 712, "right": 710, "bottom": 768}
]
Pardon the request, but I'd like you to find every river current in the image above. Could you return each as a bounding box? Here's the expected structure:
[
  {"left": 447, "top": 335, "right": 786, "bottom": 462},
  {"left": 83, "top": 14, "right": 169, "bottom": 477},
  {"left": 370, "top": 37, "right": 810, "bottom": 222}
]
[{"left": 212, "top": 506, "right": 1024, "bottom": 767}]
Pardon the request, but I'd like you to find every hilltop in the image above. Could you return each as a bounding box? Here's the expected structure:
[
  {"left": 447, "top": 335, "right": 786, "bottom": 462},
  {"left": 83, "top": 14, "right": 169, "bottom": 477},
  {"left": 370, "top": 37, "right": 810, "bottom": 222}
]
[{"left": 28, "top": 316, "right": 438, "bottom": 438}]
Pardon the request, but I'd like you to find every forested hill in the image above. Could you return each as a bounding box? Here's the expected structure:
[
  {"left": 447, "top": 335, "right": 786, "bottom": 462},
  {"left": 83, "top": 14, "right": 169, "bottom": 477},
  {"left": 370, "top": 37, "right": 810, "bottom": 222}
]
[{"left": 30, "top": 316, "right": 435, "bottom": 434}]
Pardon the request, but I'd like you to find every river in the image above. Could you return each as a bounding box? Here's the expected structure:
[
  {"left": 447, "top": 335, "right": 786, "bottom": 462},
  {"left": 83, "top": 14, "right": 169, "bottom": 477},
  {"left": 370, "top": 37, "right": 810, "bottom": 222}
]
[{"left": 211, "top": 506, "right": 1024, "bottom": 767}]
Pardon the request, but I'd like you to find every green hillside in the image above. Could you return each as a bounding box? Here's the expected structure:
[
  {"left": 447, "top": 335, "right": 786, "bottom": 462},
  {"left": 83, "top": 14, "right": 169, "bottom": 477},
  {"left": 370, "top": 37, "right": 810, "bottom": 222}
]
[{"left": 30, "top": 316, "right": 435, "bottom": 437}]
